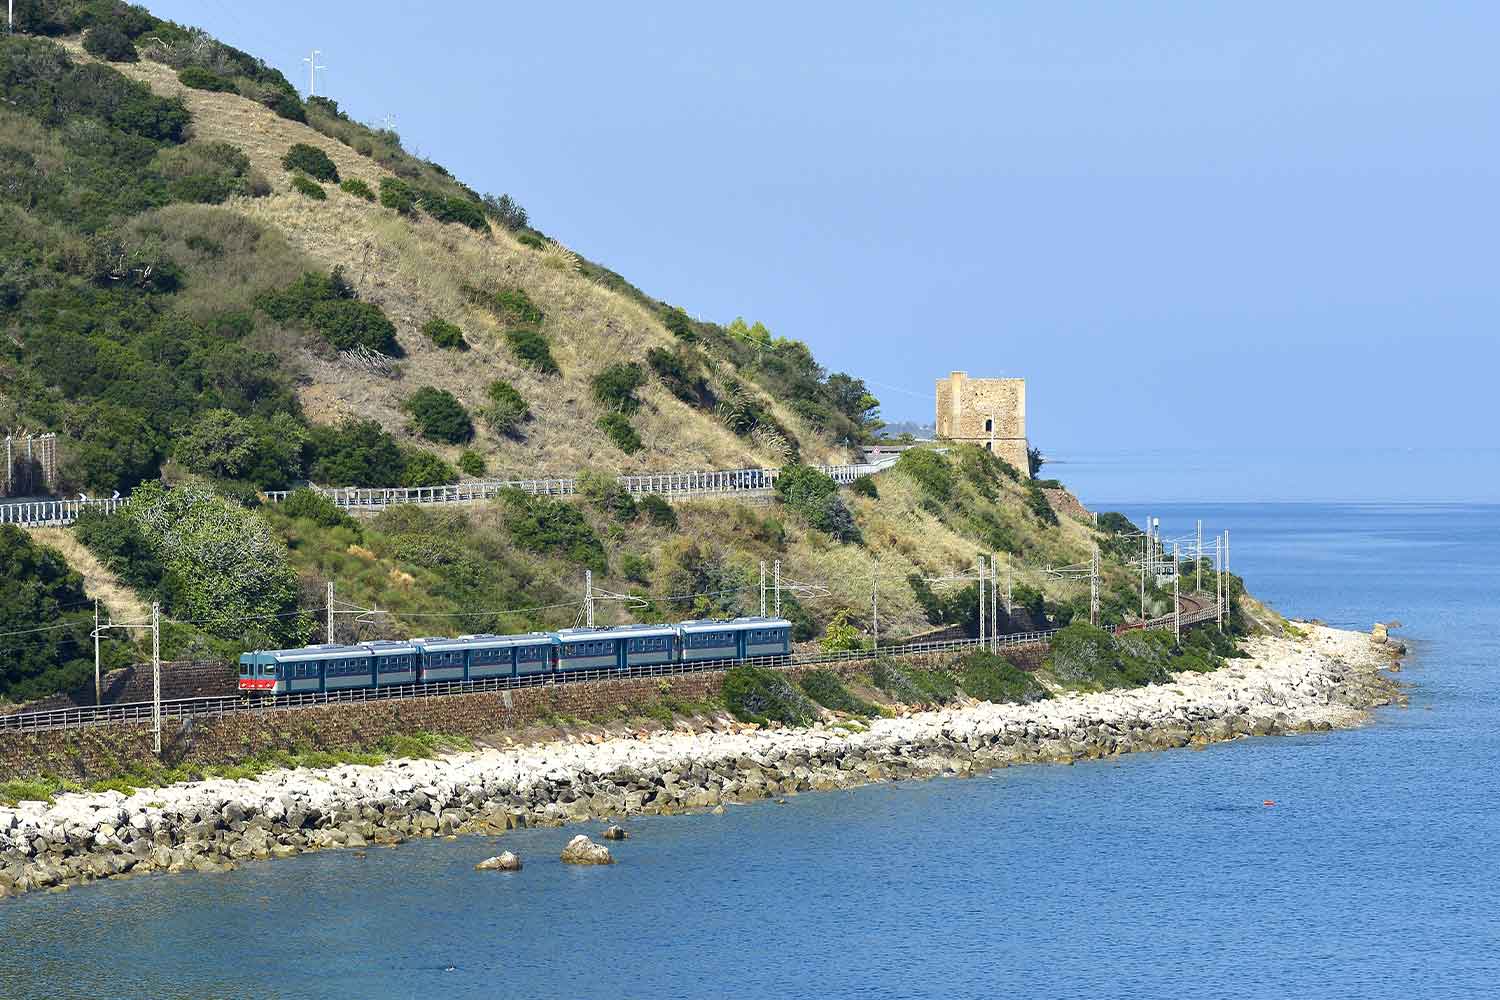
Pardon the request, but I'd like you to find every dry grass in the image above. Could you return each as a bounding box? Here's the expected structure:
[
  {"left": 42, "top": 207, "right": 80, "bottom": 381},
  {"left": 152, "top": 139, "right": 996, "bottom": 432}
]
[{"left": 26, "top": 528, "right": 152, "bottom": 635}]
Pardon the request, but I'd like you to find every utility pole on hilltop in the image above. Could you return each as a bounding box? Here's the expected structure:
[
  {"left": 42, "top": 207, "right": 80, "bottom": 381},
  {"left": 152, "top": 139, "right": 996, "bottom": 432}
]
[{"left": 303, "top": 49, "right": 326, "bottom": 97}]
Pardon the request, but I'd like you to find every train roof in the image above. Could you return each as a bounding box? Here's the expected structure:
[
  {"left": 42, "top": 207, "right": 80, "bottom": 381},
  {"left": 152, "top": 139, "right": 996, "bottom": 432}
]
[
  {"left": 412, "top": 632, "right": 557, "bottom": 652},
  {"left": 360, "top": 640, "right": 419, "bottom": 655},
  {"left": 240, "top": 643, "right": 370, "bottom": 663},
  {"left": 555, "top": 623, "right": 679, "bottom": 642},
  {"left": 677, "top": 616, "right": 792, "bottom": 634}
]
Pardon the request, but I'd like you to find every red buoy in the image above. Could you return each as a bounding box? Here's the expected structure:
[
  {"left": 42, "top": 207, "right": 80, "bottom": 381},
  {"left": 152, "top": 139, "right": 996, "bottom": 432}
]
[{"left": 1263, "top": 800, "right": 1276, "bottom": 807}]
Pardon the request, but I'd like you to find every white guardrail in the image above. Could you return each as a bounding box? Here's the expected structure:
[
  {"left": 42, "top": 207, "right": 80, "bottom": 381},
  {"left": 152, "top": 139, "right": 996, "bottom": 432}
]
[
  {"left": 0, "top": 465, "right": 883, "bottom": 527},
  {"left": 0, "top": 603, "right": 1223, "bottom": 735}
]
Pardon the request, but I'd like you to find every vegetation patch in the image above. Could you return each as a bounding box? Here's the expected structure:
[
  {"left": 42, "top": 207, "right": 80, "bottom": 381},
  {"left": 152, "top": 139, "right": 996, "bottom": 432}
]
[
  {"left": 82, "top": 21, "right": 138, "bottom": 62},
  {"left": 851, "top": 475, "right": 879, "bottom": 499},
  {"left": 458, "top": 450, "right": 485, "bottom": 477},
  {"left": 498, "top": 489, "right": 607, "bottom": 571},
  {"left": 799, "top": 669, "right": 879, "bottom": 717},
  {"left": 1025, "top": 480, "right": 1059, "bottom": 526},
  {"left": 480, "top": 379, "right": 530, "bottom": 436},
  {"left": 776, "top": 464, "right": 860, "bottom": 543},
  {"left": 403, "top": 387, "right": 473, "bottom": 444},
  {"left": 289, "top": 173, "right": 326, "bottom": 200},
  {"left": 871, "top": 659, "right": 957, "bottom": 706},
  {"left": 598, "top": 413, "right": 642, "bottom": 454},
  {"left": 578, "top": 470, "right": 638, "bottom": 522},
  {"left": 281, "top": 143, "right": 339, "bottom": 183},
  {"left": 279, "top": 488, "right": 355, "bottom": 528},
  {"left": 339, "top": 177, "right": 375, "bottom": 201},
  {"left": 504, "top": 327, "right": 559, "bottom": 375},
  {"left": 177, "top": 65, "right": 234, "bottom": 92},
  {"left": 896, "top": 449, "right": 955, "bottom": 503},
  {"left": 957, "top": 650, "right": 1050, "bottom": 704},
  {"left": 640, "top": 494, "right": 677, "bottom": 528},
  {"left": 591, "top": 362, "right": 647, "bottom": 415},
  {"left": 421, "top": 317, "right": 467, "bottom": 350},
  {"left": 723, "top": 665, "right": 817, "bottom": 726},
  {"left": 257, "top": 270, "right": 398, "bottom": 354},
  {"left": 378, "top": 176, "right": 417, "bottom": 216},
  {"left": 1047, "top": 623, "right": 1232, "bottom": 691}
]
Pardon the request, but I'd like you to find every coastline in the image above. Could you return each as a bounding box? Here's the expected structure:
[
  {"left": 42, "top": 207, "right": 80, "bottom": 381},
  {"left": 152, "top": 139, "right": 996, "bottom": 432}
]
[{"left": 0, "top": 624, "right": 1403, "bottom": 899}]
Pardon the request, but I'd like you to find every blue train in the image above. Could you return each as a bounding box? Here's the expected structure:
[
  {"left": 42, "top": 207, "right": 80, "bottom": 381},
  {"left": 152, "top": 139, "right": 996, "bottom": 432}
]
[{"left": 237, "top": 616, "right": 793, "bottom": 695}]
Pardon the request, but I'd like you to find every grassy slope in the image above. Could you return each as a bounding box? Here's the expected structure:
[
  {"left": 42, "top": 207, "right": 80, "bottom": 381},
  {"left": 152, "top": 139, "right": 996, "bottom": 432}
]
[{"left": 61, "top": 39, "right": 839, "bottom": 476}]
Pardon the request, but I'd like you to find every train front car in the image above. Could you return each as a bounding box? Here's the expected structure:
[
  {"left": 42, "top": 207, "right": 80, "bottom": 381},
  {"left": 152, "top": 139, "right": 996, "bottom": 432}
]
[{"left": 237, "top": 651, "right": 278, "bottom": 694}]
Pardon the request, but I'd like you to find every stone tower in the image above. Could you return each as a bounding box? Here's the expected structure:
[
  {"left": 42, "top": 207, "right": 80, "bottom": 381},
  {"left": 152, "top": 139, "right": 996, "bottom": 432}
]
[{"left": 934, "top": 372, "right": 1029, "bottom": 476}]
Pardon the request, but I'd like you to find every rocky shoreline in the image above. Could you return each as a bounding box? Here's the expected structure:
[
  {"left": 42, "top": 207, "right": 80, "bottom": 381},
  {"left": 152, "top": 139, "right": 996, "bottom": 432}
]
[{"left": 0, "top": 624, "right": 1403, "bottom": 899}]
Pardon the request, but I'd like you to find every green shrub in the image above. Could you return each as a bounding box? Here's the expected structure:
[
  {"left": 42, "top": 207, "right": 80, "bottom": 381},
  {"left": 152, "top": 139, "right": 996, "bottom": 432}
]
[
  {"left": 263, "top": 90, "right": 306, "bottom": 123},
  {"left": 870, "top": 659, "right": 957, "bottom": 706},
  {"left": 598, "top": 413, "right": 642, "bottom": 454},
  {"left": 74, "top": 508, "right": 163, "bottom": 593},
  {"left": 640, "top": 494, "right": 677, "bottom": 528},
  {"left": 620, "top": 552, "right": 653, "bottom": 585},
  {"left": 281, "top": 143, "right": 339, "bottom": 182},
  {"left": 776, "top": 463, "right": 860, "bottom": 543},
  {"left": 499, "top": 489, "right": 606, "bottom": 571},
  {"left": 403, "top": 387, "right": 472, "bottom": 444},
  {"left": 591, "top": 362, "right": 647, "bottom": 414},
  {"left": 306, "top": 419, "right": 405, "bottom": 486},
  {"left": 481, "top": 380, "right": 530, "bottom": 435},
  {"left": 646, "top": 346, "right": 708, "bottom": 405},
  {"left": 722, "top": 665, "right": 817, "bottom": 726},
  {"left": 414, "top": 187, "right": 487, "bottom": 231},
  {"left": 957, "top": 651, "right": 1050, "bottom": 704},
  {"left": 458, "top": 450, "right": 485, "bottom": 477},
  {"left": 819, "top": 609, "right": 862, "bottom": 652},
  {"left": 851, "top": 475, "right": 878, "bottom": 499},
  {"left": 379, "top": 176, "right": 417, "bottom": 215},
  {"left": 897, "top": 449, "right": 955, "bottom": 503},
  {"left": 517, "top": 232, "right": 546, "bottom": 249},
  {"left": 799, "top": 670, "right": 879, "bottom": 717},
  {"left": 505, "top": 327, "right": 558, "bottom": 375},
  {"left": 1026, "top": 480, "right": 1059, "bottom": 526},
  {"left": 482, "top": 192, "right": 529, "bottom": 231},
  {"left": 421, "top": 318, "right": 466, "bottom": 350},
  {"left": 83, "top": 22, "right": 137, "bottom": 62},
  {"left": 177, "top": 66, "right": 235, "bottom": 92},
  {"left": 154, "top": 141, "right": 260, "bottom": 204},
  {"left": 482, "top": 286, "right": 545, "bottom": 325},
  {"left": 578, "top": 470, "right": 637, "bottom": 521},
  {"left": 399, "top": 448, "right": 458, "bottom": 487},
  {"left": 289, "top": 173, "right": 326, "bottom": 200},
  {"left": 276, "top": 489, "right": 352, "bottom": 529},
  {"left": 1047, "top": 622, "right": 1172, "bottom": 689},
  {"left": 956, "top": 444, "right": 1017, "bottom": 499},
  {"left": 308, "top": 299, "right": 397, "bottom": 354},
  {"left": 171, "top": 408, "right": 305, "bottom": 489},
  {"left": 339, "top": 177, "right": 375, "bottom": 201}
]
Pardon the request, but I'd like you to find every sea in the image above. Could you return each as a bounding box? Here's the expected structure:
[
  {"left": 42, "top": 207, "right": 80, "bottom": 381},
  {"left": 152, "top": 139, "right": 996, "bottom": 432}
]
[{"left": 1, "top": 499, "right": 1495, "bottom": 999}]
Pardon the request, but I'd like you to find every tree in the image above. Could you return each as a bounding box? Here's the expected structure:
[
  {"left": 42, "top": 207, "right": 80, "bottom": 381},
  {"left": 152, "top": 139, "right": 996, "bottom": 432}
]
[
  {"left": 0, "top": 526, "right": 128, "bottom": 702},
  {"left": 1028, "top": 445, "right": 1045, "bottom": 478},
  {"left": 819, "top": 609, "right": 863, "bottom": 652},
  {"left": 280, "top": 143, "right": 339, "bottom": 183},
  {"left": 60, "top": 401, "right": 162, "bottom": 495},
  {"left": 403, "top": 387, "right": 473, "bottom": 444},
  {"left": 306, "top": 419, "right": 404, "bottom": 486},
  {"left": 399, "top": 448, "right": 457, "bottom": 487},
  {"left": 481, "top": 193, "right": 529, "bottom": 231},
  {"left": 82, "top": 22, "right": 138, "bottom": 62},
  {"left": 174, "top": 408, "right": 255, "bottom": 479}
]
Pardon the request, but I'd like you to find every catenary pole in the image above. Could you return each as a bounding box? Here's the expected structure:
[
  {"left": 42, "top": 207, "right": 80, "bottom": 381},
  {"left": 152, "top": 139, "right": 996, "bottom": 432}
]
[
  {"left": 93, "top": 599, "right": 100, "bottom": 706},
  {"left": 151, "top": 601, "right": 161, "bottom": 756},
  {"left": 1172, "top": 544, "right": 1181, "bottom": 643},
  {"left": 1224, "top": 529, "right": 1231, "bottom": 629},
  {"left": 759, "top": 560, "right": 767, "bottom": 617},
  {"left": 584, "top": 570, "right": 594, "bottom": 628},
  {"left": 1196, "top": 519, "right": 1203, "bottom": 593},
  {"left": 976, "top": 556, "right": 986, "bottom": 648},
  {"left": 326, "top": 580, "right": 334, "bottom": 643},
  {"left": 1215, "top": 534, "right": 1224, "bottom": 630},
  {"left": 773, "top": 559, "right": 782, "bottom": 618},
  {"left": 871, "top": 560, "right": 879, "bottom": 653}
]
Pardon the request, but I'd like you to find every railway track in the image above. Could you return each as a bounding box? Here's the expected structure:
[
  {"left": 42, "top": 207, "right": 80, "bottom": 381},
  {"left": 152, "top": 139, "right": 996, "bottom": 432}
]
[{"left": 0, "top": 604, "right": 1224, "bottom": 735}]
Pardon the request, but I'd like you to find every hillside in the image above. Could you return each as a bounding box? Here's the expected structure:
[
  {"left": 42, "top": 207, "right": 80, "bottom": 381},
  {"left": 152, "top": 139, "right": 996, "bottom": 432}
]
[{"left": 0, "top": 4, "right": 1245, "bottom": 700}]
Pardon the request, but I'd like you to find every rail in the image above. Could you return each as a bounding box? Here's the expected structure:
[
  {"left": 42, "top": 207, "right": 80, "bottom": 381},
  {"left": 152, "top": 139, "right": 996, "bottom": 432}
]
[
  {"left": 0, "top": 602, "right": 1223, "bottom": 735},
  {"left": 0, "top": 465, "right": 881, "bottom": 527}
]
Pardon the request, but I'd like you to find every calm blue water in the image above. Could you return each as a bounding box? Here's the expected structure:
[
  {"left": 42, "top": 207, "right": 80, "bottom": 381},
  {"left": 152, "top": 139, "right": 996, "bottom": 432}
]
[{"left": 2, "top": 502, "right": 1495, "bottom": 1000}]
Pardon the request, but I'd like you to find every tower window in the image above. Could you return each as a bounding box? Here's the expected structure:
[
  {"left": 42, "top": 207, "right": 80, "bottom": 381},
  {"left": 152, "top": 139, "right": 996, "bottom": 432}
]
[
  {"left": 984, "top": 418, "right": 993, "bottom": 432},
  {"left": 986, "top": 442, "right": 992, "bottom": 451}
]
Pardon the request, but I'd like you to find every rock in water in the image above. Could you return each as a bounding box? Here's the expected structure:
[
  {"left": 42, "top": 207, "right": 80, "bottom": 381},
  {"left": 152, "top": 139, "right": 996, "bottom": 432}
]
[
  {"left": 559, "top": 835, "right": 614, "bottom": 865},
  {"left": 475, "top": 851, "right": 522, "bottom": 872},
  {"left": 601, "top": 825, "right": 628, "bottom": 841},
  {"left": 1371, "top": 623, "right": 1389, "bottom": 644}
]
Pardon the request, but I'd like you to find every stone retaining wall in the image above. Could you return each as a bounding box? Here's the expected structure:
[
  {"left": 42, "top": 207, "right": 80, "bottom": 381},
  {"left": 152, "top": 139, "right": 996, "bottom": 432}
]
[
  {"left": 4, "top": 661, "right": 237, "bottom": 715},
  {"left": 0, "top": 653, "right": 973, "bottom": 782}
]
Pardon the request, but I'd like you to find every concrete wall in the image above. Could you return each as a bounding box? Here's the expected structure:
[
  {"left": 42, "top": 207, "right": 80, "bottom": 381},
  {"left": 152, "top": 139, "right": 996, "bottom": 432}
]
[{"left": 934, "top": 372, "right": 1029, "bottom": 475}]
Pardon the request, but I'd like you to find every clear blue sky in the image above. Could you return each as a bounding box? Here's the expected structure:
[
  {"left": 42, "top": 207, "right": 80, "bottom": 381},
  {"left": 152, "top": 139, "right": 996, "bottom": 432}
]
[{"left": 145, "top": 2, "right": 1496, "bottom": 501}]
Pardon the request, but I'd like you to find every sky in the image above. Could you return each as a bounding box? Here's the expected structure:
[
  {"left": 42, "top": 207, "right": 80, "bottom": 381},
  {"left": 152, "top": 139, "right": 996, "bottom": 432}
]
[{"left": 144, "top": 2, "right": 1497, "bottom": 502}]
